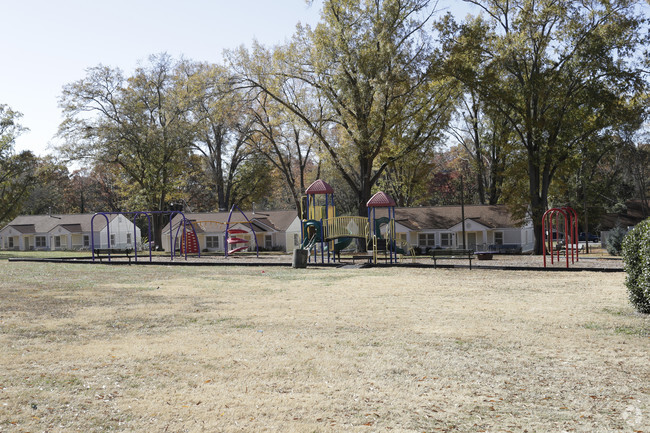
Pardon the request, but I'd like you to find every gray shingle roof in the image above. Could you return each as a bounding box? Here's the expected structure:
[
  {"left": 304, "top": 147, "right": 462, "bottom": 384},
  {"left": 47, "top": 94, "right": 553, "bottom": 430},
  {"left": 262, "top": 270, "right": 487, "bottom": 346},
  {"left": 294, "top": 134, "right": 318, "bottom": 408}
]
[
  {"left": 164, "top": 210, "right": 300, "bottom": 233},
  {"left": 2, "top": 214, "right": 116, "bottom": 234},
  {"left": 374, "top": 205, "right": 521, "bottom": 230}
]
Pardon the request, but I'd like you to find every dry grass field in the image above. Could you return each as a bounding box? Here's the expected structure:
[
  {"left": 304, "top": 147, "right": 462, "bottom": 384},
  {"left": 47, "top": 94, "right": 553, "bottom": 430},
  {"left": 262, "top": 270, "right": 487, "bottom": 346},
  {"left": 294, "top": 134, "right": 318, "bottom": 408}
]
[{"left": 0, "top": 259, "right": 648, "bottom": 433}]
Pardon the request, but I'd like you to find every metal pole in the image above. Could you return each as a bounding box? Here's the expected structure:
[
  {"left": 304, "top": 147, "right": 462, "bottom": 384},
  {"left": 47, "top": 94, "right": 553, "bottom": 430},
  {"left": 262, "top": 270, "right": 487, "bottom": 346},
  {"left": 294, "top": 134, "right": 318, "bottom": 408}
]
[{"left": 460, "top": 174, "right": 466, "bottom": 250}]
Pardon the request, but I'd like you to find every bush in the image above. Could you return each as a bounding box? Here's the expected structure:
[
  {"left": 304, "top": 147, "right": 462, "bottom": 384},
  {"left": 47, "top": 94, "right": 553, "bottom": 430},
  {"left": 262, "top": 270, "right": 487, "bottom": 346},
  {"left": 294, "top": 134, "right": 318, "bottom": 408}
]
[
  {"left": 606, "top": 225, "right": 627, "bottom": 256},
  {"left": 621, "top": 218, "right": 650, "bottom": 314}
]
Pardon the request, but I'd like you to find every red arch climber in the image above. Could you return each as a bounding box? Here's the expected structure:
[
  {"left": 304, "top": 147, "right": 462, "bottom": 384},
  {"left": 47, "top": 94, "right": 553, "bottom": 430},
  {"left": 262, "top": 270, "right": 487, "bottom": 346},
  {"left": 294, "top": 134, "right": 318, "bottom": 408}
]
[{"left": 542, "top": 206, "right": 579, "bottom": 268}]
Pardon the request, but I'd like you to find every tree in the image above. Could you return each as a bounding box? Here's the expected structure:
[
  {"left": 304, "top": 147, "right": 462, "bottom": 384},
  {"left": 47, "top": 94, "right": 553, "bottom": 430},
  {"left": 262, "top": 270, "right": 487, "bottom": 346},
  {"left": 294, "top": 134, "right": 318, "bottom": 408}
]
[
  {"left": 20, "top": 157, "right": 71, "bottom": 215},
  {"left": 376, "top": 145, "right": 437, "bottom": 207},
  {"left": 621, "top": 137, "right": 650, "bottom": 218},
  {"left": 58, "top": 54, "right": 194, "bottom": 248},
  {"left": 63, "top": 165, "right": 123, "bottom": 214},
  {"left": 248, "top": 89, "right": 319, "bottom": 213},
  {"left": 232, "top": 0, "right": 454, "bottom": 216},
  {"left": 0, "top": 104, "right": 38, "bottom": 225},
  {"left": 181, "top": 61, "right": 271, "bottom": 211},
  {"left": 440, "top": 0, "right": 648, "bottom": 253},
  {"left": 447, "top": 89, "right": 511, "bottom": 205}
]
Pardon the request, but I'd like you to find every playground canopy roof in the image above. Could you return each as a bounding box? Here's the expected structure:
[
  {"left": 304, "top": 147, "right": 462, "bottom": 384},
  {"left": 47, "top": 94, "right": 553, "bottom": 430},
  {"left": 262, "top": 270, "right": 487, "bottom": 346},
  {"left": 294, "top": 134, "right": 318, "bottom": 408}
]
[
  {"left": 305, "top": 179, "right": 334, "bottom": 195},
  {"left": 367, "top": 191, "right": 396, "bottom": 208}
]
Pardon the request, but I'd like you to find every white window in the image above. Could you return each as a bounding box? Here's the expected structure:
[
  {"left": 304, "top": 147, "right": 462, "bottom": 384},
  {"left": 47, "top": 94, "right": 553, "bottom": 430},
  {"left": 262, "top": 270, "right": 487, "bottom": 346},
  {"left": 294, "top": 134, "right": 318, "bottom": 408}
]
[
  {"left": 494, "top": 231, "right": 503, "bottom": 245},
  {"left": 54, "top": 236, "right": 61, "bottom": 248},
  {"left": 35, "top": 236, "right": 46, "bottom": 248},
  {"left": 83, "top": 235, "right": 90, "bottom": 247},
  {"left": 110, "top": 234, "right": 116, "bottom": 246},
  {"left": 8, "top": 237, "right": 14, "bottom": 248},
  {"left": 440, "top": 233, "right": 452, "bottom": 247},
  {"left": 418, "top": 233, "right": 436, "bottom": 247},
  {"left": 265, "top": 235, "right": 272, "bottom": 249},
  {"left": 206, "top": 236, "right": 219, "bottom": 249},
  {"left": 126, "top": 233, "right": 132, "bottom": 245}
]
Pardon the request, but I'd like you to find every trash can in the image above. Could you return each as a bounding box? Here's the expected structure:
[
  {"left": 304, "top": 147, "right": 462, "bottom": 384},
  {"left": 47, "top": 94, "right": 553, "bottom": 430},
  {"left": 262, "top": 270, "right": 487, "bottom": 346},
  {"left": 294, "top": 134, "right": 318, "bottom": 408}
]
[{"left": 292, "top": 248, "right": 308, "bottom": 268}]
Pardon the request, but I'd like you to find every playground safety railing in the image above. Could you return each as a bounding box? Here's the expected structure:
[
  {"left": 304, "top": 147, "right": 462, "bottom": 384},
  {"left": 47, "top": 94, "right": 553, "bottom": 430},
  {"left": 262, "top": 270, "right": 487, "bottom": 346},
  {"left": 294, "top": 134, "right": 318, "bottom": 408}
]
[{"left": 324, "top": 216, "right": 370, "bottom": 240}]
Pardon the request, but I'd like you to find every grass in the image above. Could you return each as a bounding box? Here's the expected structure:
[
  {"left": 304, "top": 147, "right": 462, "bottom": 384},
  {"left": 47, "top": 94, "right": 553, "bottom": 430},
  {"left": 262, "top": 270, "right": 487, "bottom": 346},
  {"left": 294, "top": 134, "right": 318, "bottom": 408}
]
[{"left": 0, "top": 260, "right": 648, "bottom": 432}]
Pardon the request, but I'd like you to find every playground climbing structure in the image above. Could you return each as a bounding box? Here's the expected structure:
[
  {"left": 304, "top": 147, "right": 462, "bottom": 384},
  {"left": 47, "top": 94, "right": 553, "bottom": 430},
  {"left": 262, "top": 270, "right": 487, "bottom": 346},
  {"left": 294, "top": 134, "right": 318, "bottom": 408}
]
[
  {"left": 191, "top": 207, "right": 259, "bottom": 257},
  {"left": 542, "top": 206, "right": 579, "bottom": 268},
  {"left": 367, "top": 191, "right": 398, "bottom": 264},
  {"left": 300, "top": 179, "right": 398, "bottom": 264}
]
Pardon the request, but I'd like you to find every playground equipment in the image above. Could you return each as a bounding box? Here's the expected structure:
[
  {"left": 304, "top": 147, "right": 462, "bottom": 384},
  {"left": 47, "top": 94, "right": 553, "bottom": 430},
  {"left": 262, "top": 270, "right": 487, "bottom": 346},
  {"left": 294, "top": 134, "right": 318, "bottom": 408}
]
[
  {"left": 542, "top": 206, "right": 579, "bottom": 268},
  {"left": 91, "top": 210, "right": 198, "bottom": 263},
  {"left": 225, "top": 203, "right": 259, "bottom": 258},
  {"left": 178, "top": 204, "right": 260, "bottom": 258},
  {"left": 300, "top": 179, "right": 397, "bottom": 264},
  {"left": 90, "top": 204, "right": 259, "bottom": 263},
  {"left": 367, "top": 191, "right": 397, "bottom": 264}
]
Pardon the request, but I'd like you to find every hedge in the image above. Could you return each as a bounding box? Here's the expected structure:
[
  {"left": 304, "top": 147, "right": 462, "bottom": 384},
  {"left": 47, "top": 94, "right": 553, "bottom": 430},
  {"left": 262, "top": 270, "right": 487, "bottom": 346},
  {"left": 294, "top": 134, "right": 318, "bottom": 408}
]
[{"left": 621, "top": 218, "right": 650, "bottom": 314}]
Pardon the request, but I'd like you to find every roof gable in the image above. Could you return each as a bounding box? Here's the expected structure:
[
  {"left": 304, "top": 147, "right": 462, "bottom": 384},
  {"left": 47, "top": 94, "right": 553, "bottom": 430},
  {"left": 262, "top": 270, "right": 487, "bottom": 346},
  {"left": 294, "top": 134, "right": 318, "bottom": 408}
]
[
  {"left": 60, "top": 224, "right": 83, "bottom": 233},
  {"left": 448, "top": 218, "right": 491, "bottom": 232},
  {"left": 10, "top": 224, "right": 36, "bottom": 234}
]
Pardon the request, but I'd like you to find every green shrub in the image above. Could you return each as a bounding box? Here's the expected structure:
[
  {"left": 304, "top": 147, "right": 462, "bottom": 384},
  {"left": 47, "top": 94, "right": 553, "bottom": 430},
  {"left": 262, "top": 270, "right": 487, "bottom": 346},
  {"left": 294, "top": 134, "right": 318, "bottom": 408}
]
[
  {"left": 606, "top": 225, "right": 627, "bottom": 256},
  {"left": 621, "top": 218, "right": 650, "bottom": 314}
]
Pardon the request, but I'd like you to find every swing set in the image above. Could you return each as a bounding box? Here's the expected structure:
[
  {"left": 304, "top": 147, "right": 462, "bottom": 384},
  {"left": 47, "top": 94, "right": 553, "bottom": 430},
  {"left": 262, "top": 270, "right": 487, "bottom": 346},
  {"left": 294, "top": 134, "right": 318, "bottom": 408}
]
[{"left": 90, "top": 204, "right": 259, "bottom": 263}]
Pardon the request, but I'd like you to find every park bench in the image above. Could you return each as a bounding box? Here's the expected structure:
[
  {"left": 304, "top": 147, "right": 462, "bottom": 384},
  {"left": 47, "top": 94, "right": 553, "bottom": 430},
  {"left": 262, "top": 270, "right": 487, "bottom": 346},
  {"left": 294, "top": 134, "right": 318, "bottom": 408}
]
[
  {"left": 94, "top": 248, "right": 133, "bottom": 263},
  {"left": 352, "top": 253, "right": 374, "bottom": 264},
  {"left": 431, "top": 249, "right": 474, "bottom": 269}
]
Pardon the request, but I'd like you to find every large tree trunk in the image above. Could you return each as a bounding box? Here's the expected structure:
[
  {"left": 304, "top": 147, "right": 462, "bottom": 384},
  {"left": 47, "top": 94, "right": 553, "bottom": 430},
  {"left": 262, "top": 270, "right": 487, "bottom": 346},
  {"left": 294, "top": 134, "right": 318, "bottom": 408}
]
[
  {"left": 357, "top": 156, "right": 373, "bottom": 217},
  {"left": 528, "top": 148, "right": 547, "bottom": 255},
  {"left": 152, "top": 212, "right": 165, "bottom": 252}
]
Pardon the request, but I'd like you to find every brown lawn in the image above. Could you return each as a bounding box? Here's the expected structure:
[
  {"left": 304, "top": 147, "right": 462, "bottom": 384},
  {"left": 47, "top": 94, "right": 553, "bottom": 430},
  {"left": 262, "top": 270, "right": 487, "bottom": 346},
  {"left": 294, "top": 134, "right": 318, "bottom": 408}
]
[{"left": 0, "top": 260, "right": 648, "bottom": 432}]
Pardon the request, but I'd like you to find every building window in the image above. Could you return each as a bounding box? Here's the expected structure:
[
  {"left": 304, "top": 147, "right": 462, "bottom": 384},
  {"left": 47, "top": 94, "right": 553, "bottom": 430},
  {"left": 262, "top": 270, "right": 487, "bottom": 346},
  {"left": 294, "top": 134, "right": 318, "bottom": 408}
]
[
  {"left": 495, "top": 231, "right": 503, "bottom": 245},
  {"left": 8, "top": 237, "right": 14, "bottom": 248},
  {"left": 126, "top": 233, "right": 132, "bottom": 245},
  {"left": 206, "top": 236, "right": 219, "bottom": 249},
  {"left": 294, "top": 233, "right": 300, "bottom": 246},
  {"left": 265, "top": 235, "right": 272, "bottom": 249},
  {"left": 418, "top": 233, "right": 436, "bottom": 247},
  {"left": 110, "top": 234, "right": 116, "bottom": 246},
  {"left": 54, "top": 236, "right": 61, "bottom": 248},
  {"left": 83, "top": 235, "right": 90, "bottom": 247},
  {"left": 440, "top": 233, "right": 452, "bottom": 247},
  {"left": 35, "top": 236, "right": 46, "bottom": 248}
]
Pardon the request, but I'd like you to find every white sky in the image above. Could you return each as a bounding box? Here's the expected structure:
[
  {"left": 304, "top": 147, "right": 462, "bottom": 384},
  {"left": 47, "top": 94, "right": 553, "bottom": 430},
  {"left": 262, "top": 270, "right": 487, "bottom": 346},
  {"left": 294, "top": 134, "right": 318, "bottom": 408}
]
[{"left": 1, "top": 0, "right": 473, "bottom": 157}]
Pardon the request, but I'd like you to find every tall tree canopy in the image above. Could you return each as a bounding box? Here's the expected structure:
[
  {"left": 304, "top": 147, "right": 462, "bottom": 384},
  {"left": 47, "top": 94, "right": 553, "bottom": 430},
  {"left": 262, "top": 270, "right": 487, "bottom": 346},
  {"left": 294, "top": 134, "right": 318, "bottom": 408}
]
[
  {"left": 248, "top": 86, "right": 320, "bottom": 213},
  {"left": 440, "top": 0, "right": 649, "bottom": 253},
  {"left": 233, "top": 0, "right": 454, "bottom": 215},
  {"left": 0, "top": 104, "right": 38, "bottom": 225},
  {"left": 181, "top": 61, "right": 273, "bottom": 211},
  {"left": 58, "top": 54, "right": 195, "bottom": 247}
]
